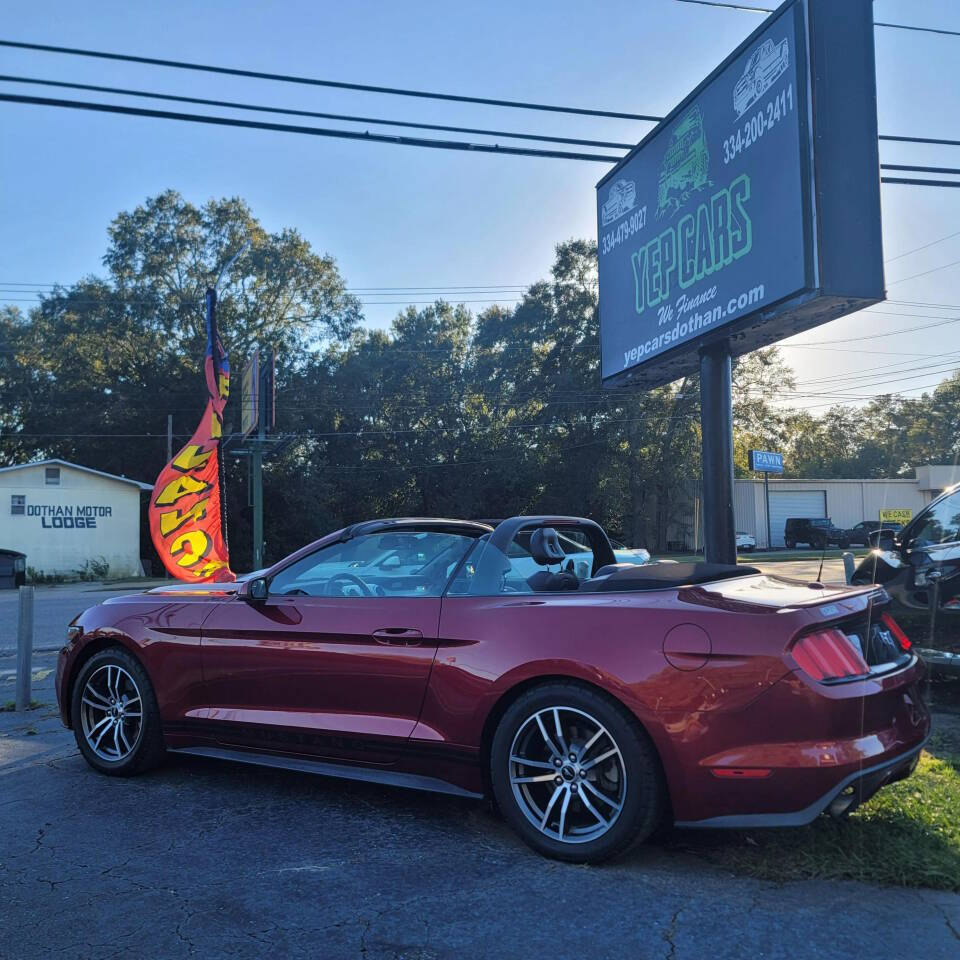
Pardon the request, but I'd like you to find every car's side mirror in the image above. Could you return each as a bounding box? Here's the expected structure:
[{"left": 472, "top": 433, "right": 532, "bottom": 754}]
[{"left": 246, "top": 577, "right": 269, "bottom": 601}]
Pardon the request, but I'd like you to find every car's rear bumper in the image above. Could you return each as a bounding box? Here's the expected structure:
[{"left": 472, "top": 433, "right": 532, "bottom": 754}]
[
  {"left": 675, "top": 736, "right": 927, "bottom": 828},
  {"left": 660, "top": 656, "right": 930, "bottom": 825}
]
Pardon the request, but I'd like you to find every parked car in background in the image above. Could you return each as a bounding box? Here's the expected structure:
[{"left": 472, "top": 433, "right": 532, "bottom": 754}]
[
  {"left": 58, "top": 514, "right": 928, "bottom": 863},
  {"left": 784, "top": 517, "right": 850, "bottom": 549},
  {"left": 852, "top": 484, "right": 960, "bottom": 678},
  {"left": 735, "top": 532, "right": 756, "bottom": 552},
  {"left": 845, "top": 521, "right": 903, "bottom": 548},
  {"left": 868, "top": 523, "right": 904, "bottom": 549}
]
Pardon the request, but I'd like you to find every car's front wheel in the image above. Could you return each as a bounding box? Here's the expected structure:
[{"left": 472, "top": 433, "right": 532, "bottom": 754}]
[
  {"left": 490, "top": 682, "right": 664, "bottom": 863},
  {"left": 70, "top": 647, "right": 166, "bottom": 776}
]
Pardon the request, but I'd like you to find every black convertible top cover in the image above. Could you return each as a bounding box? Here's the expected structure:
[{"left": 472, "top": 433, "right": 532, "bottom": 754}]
[{"left": 581, "top": 562, "right": 760, "bottom": 592}]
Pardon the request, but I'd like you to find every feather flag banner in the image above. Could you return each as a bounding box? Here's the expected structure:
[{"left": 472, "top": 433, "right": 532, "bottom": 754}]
[{"left": 148, "top": 289, "right": 235, "bottom": 582}]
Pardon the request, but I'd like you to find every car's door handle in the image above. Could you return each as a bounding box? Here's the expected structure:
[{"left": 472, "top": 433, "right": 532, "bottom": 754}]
[{"left": 372, "top": 627, "right": 424, "bottom": 645}]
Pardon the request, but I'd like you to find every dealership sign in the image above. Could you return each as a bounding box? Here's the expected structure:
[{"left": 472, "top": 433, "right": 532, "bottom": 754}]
[
  {"left": 597, "top": 0, "right": 884, "bottom": 387},
  {"left": 748, "top": 450, "right": 784, "bottom": 473}
]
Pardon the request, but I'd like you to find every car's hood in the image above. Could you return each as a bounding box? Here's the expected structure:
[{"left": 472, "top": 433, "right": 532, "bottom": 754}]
[
  {"left": 102, "top": 581, "right": 242, "bottom": 603},
  {"left": 693, "top": 573, "right": 878, "bottom": 611}
]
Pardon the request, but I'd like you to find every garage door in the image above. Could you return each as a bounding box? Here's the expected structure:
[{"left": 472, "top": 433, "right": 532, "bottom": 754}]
[{"left": 768, "top": 491, "right": 827, "bottom": 546}]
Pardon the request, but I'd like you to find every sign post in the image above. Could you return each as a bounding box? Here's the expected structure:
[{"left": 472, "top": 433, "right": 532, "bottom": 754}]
[
  {"left": 701, "top": 344, "right": 736, "bottom": 563},
  {"left": 595, "top": 0, "right": 883, "bottom": 563},
  {"left": 749, "top": 450, "right": 784, "bottom": 549},
  {"left": 234, "top": 348, "right": 279, "bottom": 570}
]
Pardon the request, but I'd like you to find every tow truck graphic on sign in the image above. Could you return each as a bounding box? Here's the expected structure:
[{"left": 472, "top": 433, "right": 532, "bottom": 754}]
[
  {"left": 601, "top": 178, "right": 637, "bottom": 226},
  {"left": 733, "top": 37, "right": 789, "bottom": 118},
  {"left": 656, "top": 105, "right": 710, "bottom": 219}
]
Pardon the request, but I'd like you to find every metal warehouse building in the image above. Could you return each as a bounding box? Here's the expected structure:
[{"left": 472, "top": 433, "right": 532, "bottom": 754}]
[
  {"left": 732, "top": 465, "right": 959, "bottom": 549},
  {"left": 0, "top": 459, "right": 153, "bottom": 580}
]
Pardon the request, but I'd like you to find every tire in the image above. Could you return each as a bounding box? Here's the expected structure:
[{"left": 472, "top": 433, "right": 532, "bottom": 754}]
[
  {"left": 70, "top": 646, "right": 166, "bottom": 777},
  {"left": 490, "top": 682, "right": 665, "bottom": 863},
  {"left": 785, "top": 540, "right": 796, "bottom": 549},
  {"left": 839, "top": 539, "right": 850, "bottom": 550}
]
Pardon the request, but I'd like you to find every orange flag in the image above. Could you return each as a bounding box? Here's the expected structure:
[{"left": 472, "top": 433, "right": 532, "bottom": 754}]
[{"left": 148, "top": 289, "right": 235, "bottom": 582}]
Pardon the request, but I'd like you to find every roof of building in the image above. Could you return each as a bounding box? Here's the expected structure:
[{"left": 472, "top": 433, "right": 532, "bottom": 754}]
[{"left": 0, "top": 459, "right": 153, "bottom": 491}]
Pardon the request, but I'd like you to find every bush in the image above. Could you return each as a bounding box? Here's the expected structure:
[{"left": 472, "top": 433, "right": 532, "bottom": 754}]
[{"left": 75, "top": 557, "right": 110, "bottom": 581}]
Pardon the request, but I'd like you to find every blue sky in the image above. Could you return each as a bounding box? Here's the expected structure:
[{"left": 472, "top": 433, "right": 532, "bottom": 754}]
[{"left": 2, "top": 0, "right": 959, "bottom": 409}]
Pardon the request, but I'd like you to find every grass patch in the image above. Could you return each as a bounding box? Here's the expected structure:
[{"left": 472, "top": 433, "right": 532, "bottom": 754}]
[
  {"left": 0, "top": 700, "right": 46, "bottom": 712},
  {"left": 666, "top": 728, "right": 960, "bottom": 891}
]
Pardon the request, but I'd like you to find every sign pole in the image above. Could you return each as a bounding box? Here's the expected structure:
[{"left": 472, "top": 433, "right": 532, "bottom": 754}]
[
  {"left": 699, "top": 341, "right": 736, "bottom": 565},
  {"left": 252, "top": 395, "right": 264, "bottom": 570},
  {"left": 15, "top": 585, "right": 34, "bottom": 711},
  {"left": 764, "top": 471, "right": 771, "bottom": 551}
]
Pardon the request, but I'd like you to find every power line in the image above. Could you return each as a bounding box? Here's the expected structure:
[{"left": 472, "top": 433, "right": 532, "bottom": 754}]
[
  {"left": 674, "top": 1, "right": 960, "bottom": 37},
  {"left": 0, "top": 39, "right": 663, "bottom": 122},
  {"left": 0, "top": 93, "right": 622, "bottom": 162},
  {"left": 882, "top": 177, "right": 960, "bottom": 189},
  {"left": 0, "top": 74, "right": 635, "bottom": 151},
  {"left": 2, "top": 38, "right": 958, "bottom": 151},
  {"left": 884, "top": 229, "right": 960, "bottom": 264},
  {"left": 887, "top": 258, "right": 960, "bottom": 286},
  {"left": 0, "top": 94, "right": 956, "bottom": 176},
  {"left": 881, "top": 163, "right": 960, "bottom": 176},
  {"left": 878, "top": 134, "right": 960, "bottom": 149}
]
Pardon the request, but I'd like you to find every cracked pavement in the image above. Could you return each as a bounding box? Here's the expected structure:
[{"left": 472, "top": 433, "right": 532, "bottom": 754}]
[{"left": 2, "top": 652, "right": 959, "bottom": 959}]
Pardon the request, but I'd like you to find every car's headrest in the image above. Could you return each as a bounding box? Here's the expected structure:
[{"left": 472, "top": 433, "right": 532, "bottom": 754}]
[{"left": 530, "top": 527, "right": 565, "bottom": 565}]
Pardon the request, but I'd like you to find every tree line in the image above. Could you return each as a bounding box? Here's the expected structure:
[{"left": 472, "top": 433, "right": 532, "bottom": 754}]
[{"left": 2, "top": 191, "right": 957, "bottom": 569}]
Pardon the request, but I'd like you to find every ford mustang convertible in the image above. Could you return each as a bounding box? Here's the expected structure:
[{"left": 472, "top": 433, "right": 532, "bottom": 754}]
[{"left": 57, "top": 515, "right": 930, "bottom": 863}]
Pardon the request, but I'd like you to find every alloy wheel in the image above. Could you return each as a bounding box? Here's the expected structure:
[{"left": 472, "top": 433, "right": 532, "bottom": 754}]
[
  {"left": 79, "top": 664, "right": 144, "bottom": 762},
  {"left": 508, "top": 706, "right": 626, "bottom": 844}
]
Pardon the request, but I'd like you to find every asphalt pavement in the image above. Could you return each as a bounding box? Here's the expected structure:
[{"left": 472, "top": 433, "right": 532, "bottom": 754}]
[
  {"left": 1, "top": 621, "right": 958, "bottom": 959},
  {"left": 0, "top": 581, "right": 167, "bottom": 653}
]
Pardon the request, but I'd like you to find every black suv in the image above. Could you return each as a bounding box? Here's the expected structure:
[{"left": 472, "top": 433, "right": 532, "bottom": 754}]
[
  {"left": 852, "top": 483, "right": 960, "bottom": 678},
  {"left": 783, "top": 517, "right": 850, "bottom": 549}
]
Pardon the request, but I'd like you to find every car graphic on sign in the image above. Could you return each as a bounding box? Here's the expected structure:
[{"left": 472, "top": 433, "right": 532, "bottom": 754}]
[
  {"left": 601, "top": 178, "right": 636, "bottom": 226},
  {"left": 656, "top": 105, "right": 710, "bottom": 219},
  {"left": 734, "top": 37, "right": 789, "bottom": 118}
]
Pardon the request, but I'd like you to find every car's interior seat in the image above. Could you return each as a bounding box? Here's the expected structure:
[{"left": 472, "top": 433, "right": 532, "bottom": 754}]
[{"left": 526, "top": 527, "right": 579, "bottom": 592}]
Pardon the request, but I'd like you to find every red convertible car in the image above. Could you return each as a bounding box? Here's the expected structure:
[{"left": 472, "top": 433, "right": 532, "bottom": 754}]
[{"left": 57, "top": 515, "right": 929, "bottom": 863}]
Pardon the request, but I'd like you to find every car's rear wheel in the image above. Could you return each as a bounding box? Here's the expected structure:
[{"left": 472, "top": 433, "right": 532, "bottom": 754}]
[
  {"left": 490, "top": 682, "right": 664, "bottom": 863},
  {"left": 785, "top": 539, "right": 796, "bottom": 549},
  {"left": 70, "top": 647, "right": 165, "bottom": 776}
]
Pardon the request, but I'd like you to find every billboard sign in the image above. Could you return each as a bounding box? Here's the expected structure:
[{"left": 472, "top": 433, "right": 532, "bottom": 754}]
[
  {"left": 597, "top": 0, "right": 883, "bottom": 387},
  {"left": 241, "top": 349, "right": 259, "bottom": 438},
  {"left": 749, "top": 449, "right": 784, "bottom": 473}
]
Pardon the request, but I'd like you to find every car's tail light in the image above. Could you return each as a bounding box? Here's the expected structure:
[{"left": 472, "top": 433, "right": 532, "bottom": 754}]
[
  {"left": 880, "top": 612, "right": 911, "bottom": 651},
  {"left": 792, "top": 628, "right": 869, "bottom": 681}
]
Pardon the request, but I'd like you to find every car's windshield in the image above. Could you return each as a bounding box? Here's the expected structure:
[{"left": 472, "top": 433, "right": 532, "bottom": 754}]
[
  {"left": 269, "top": 532, "right": 477, "bottom": 597},
  {"left": 908, "top": 492, "right": 960, "bottom": 548}
]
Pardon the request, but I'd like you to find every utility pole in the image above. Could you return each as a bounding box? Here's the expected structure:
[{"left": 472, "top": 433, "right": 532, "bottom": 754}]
[{"left": 166, "top": 413, "right": 173, "bottom": 462}]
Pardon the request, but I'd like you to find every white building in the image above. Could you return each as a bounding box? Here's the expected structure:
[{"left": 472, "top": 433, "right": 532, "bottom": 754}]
[
  {"left": 0, "top": 460, "right": 153, "bottom": 578},
  {"left": 733, "top": 465, "right": 959, "bottom": 549}
]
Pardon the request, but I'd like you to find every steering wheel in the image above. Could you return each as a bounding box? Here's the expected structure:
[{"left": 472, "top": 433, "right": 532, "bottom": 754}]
[{"left": 325, "top": 572, "right": 375, "bottom": 597}]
